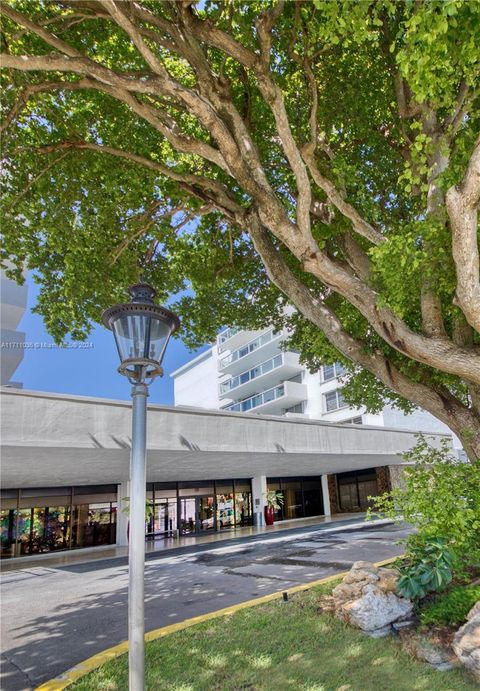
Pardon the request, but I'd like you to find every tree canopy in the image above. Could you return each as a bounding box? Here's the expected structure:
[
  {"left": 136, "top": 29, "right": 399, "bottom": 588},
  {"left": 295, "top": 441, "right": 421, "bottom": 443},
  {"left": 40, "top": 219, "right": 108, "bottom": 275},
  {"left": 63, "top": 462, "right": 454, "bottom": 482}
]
[{"left": 1, "top": 0, "right": 479, "bottom": 456}]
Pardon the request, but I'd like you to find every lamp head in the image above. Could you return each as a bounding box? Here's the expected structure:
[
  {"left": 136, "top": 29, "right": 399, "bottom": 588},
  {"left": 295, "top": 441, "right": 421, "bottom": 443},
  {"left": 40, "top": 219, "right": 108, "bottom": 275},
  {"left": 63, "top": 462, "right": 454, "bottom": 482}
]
[{"left": 102, "top": 283, "right": 180, "bottom": 383}]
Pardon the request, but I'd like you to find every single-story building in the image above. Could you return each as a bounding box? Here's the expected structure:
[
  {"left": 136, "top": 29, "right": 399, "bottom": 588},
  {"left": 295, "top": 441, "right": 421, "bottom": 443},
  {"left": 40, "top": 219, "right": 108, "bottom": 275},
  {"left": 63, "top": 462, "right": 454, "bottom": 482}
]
[{"left": 0, "top": 388, "right": 448, "bottom": 559}]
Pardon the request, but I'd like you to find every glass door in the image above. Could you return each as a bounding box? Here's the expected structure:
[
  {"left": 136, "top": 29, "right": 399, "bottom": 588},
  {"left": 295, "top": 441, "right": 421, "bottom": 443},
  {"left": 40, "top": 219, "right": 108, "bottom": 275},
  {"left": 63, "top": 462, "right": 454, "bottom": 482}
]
[
  {"left": 154, "top": 499, "right": 177, "bottom": 537},
  {"left": 180, "top": 497, "right": 196, "bottom": 534},
  {"left": 180, "top": 496, "right": 215, "bottom": 534},
  {"left": 197, "top": 496, "right": 215, "bottom": 532}
]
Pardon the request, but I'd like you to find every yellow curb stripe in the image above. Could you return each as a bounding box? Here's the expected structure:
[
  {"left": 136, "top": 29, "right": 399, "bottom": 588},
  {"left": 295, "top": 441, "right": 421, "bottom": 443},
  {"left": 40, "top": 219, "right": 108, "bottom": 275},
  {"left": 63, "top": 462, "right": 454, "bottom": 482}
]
[{"left": 35, "top": 555, "right": 401, "bottom": 690}]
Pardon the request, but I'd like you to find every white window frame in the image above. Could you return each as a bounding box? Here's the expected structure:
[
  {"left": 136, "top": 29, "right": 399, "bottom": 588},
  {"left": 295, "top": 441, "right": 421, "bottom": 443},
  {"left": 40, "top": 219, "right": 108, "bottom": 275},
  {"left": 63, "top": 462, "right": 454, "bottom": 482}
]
[
  {"left": 324, "top": 388, "right": 347, "bottom": 412},
  {"left": 321, "top": 362, "right": 346, "bottom": 382}
]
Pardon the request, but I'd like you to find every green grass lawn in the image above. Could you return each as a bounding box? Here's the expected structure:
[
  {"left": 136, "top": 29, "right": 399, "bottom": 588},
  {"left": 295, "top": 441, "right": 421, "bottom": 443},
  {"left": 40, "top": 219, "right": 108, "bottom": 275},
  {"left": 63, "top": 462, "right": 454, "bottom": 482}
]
[{"left": 71, "top": 582, "right": 477, "bottom": 691}]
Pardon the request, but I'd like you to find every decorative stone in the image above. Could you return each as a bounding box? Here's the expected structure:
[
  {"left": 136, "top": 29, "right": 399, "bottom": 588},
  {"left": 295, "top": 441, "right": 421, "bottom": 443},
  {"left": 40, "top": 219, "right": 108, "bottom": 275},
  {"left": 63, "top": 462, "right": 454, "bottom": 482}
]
[
  {"left": 351, "top": 561, "right": 379, "bottom": 571},
  {"left": 453, "top": 601, "right": 480, "bottom": 681},
  {"left": 341, "top": 589, "right": 413, "bottom": 632},
  {"left": 343, "top": 569, "right": 380, "bottom": 585},
  {"left": 376, "top": 567, "right": 399, "bottom": 593},
  {"left": 318, "top": 595, "right": 336, "bottom": 613},
  {"left": 410, "top": 639, "right": 459, "bottom": 671},
  {"left": 416, "top": 643, "right": 452, "bottom": 666},
  {"left": 332, "top": 581, "right": 365, "bottom": 607},
  {"left": 326, "top": 561, "right": 413, "bottom": 637},
  {"left": 364, "top": 624, "right": 392, "bottom": 638},
  {"left": 392, "top": 619, "right": 416, "bottom": 632}
]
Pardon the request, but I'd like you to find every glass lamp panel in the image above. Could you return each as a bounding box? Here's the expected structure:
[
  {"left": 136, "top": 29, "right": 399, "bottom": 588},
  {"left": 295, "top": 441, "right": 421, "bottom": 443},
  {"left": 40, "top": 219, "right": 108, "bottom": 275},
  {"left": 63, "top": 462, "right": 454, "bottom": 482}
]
[
  {"left": 149, "top": 316, "right": 173, "bottom": 363},
  {"left": 112, "top": 314, "right": 172, "bottom": 365}
]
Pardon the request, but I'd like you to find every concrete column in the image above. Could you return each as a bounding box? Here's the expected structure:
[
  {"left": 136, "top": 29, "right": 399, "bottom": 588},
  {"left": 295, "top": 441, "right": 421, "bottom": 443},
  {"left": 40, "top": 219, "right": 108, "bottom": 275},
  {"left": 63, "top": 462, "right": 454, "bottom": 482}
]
[
  {"left": 251, "top": 475, "right": 267, "bottom": 526},
  {"left": 321, "top": 474, "right": 331, "bottom": 517},
  {"left": 117, "top": 481, "right": 130, "bottom": 546}
]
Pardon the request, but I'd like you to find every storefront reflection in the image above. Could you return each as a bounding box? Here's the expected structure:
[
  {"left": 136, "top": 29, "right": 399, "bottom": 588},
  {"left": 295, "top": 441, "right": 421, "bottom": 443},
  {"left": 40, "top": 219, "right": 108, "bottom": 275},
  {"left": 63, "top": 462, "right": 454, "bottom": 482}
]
[
  {"left": 0, "top": 488, "right": 118, "bottom": 558},
  {"left": 1, "top": 480, "right": 254, "bottom": 557}
]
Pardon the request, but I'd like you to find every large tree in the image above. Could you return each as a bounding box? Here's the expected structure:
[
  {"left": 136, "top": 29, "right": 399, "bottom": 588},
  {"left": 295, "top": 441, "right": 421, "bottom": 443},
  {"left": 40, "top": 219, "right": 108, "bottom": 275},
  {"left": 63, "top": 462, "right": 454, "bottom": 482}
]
[{"left": 1, "top": 1, "right": 479, "bottom": 457}]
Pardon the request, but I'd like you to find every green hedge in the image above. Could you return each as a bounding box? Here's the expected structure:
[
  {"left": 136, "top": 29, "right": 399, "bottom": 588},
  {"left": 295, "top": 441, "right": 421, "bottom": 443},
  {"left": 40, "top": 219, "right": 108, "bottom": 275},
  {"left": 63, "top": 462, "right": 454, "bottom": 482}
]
[{"left": 420, "top": 585, "right": 480, "bottom": 627}]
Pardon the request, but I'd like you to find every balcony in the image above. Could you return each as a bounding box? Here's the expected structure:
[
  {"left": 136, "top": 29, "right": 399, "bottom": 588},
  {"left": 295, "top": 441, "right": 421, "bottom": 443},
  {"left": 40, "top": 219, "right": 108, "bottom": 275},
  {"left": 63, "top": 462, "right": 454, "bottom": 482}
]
[
  {"left": 0, "top": 329, "right": 25, "bottom": 385},
  {"left": 222, "top": 381, "right": 307, "bottom": 416},
  {"left": 219, "top": 352, "right": 302, "bottom": 400},
  {"left": 218, "top": 328, "right": 285, "bottom": 375},
  {"left": 0, "top": 276, "right": 27, "bottom": 331},
  {"left": 217, "top": 326, "right": 258, "bottom": 353}
]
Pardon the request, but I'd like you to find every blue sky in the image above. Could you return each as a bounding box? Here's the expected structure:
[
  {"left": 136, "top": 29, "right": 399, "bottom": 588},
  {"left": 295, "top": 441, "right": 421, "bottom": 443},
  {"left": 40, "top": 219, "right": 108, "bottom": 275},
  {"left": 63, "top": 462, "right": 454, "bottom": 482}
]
[{"left": 14, "top": 279, "right": 209, "bottom": 405}]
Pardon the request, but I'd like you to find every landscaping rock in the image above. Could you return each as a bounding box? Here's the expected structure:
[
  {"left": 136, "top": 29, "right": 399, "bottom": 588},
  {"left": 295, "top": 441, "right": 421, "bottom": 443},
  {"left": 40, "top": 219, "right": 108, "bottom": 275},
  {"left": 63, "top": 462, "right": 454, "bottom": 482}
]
[
  {"left": 342, "top": 588, "right": 413, "bottom": 632},
  {"left": 332, "top": 581, "right": 365, "bottom": 606},
  {"left": 343, "top": 562, "right": 379, "bottom": 585},
  {"left": 318, "top": 595, "right": 336, "bottom": 613},
  {"left": 415, "top": 641, "right": 457, "bottom": 669},
  {"left": 364, "top": 624, "right": 392, "bottom": 638},
  {"left": 400, "top": 633, "right": 459, "bottom": 672},
  {"left": 392, "top": 619, "right": 416, "bottom": 633},
  {"left": 452, "top": 601, "right": 480, "bottom": 681},
  {"left": 328, "top": 561, "right": 413, "bottom": 636},
  {"left": 351, "top": 560, "right": 378, "bottom": 571},
  {"left": 376, "top": 567, "right": 399, "bottom": 593}
]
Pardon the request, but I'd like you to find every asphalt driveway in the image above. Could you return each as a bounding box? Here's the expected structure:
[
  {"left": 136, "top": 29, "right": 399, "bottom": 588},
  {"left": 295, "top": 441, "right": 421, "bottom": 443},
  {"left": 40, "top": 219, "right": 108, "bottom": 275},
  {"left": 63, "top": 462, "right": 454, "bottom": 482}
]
[{"left": 0, "top": 521, "right": 409, "bottom": 690}]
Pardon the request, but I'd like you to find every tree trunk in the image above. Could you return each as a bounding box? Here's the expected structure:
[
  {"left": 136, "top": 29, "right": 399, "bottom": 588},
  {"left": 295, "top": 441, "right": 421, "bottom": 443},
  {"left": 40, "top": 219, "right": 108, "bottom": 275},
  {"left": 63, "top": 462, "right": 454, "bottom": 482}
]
[{"left": 443, "top": 412, "right": 480, "bottom": 462}]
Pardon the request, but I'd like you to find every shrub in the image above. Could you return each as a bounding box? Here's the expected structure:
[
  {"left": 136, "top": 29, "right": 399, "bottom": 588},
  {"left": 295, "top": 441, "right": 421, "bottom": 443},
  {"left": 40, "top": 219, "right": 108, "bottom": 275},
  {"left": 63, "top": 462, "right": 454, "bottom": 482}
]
[
  {"left": 367, "top": 435, "right": 480, "bottom": 580},
  {"left": 396, "top": 536, "right": 455, "bottom": 600},
  {"left": 420, "top": 585, "right": 480, "bottom": 627}
]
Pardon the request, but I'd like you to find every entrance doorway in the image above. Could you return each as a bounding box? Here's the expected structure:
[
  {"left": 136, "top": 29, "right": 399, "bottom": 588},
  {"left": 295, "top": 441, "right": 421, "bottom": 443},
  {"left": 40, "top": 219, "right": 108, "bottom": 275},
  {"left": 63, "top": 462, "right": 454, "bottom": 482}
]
[{"left": 179, "top": 496, "right": 215, "bottom": 535}]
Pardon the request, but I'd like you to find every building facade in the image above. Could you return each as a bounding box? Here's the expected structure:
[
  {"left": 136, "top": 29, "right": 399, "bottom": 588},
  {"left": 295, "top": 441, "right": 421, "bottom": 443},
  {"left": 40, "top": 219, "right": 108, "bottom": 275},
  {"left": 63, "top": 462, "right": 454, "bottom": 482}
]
[
  {"left": 172, "top": 326, "right": 459, "bottom": 443},
  {"left": 0, "top": 388, "right": 448, "bottom": 560},
  {"left": 0, "top": 267, "right": 27, "bottom": 387}
]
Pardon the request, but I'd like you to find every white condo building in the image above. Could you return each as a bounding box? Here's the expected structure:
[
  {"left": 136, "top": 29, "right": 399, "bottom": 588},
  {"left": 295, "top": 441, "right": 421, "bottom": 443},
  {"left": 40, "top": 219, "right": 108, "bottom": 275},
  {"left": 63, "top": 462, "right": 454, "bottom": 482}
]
[
  {"left": 171, "top": 325, "right": 459, "bottom": 444},
  {"left": 0, "top": 321, "right": 456, "bottom": 560},
  {"left": 0, "top": 267, "right": 27, "bottom": 388}
]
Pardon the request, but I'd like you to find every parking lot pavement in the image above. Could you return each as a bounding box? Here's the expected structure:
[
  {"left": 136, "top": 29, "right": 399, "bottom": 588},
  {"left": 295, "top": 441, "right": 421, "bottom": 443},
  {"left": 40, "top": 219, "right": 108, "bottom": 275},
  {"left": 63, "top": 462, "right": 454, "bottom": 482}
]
[{"left": 0, "top": 522, "right": 410, "bottom": 691}]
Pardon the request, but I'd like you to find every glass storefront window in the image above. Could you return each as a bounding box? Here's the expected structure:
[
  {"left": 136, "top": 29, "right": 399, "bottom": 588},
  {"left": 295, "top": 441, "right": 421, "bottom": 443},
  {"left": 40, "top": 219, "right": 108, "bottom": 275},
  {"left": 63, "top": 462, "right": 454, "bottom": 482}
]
[
  {"left": 234, "top": 492, "right": 252, "bottom": 527},
  {"left": 267, "top": 480, "right": 283, "bottom": 521},
  {"left": 2, "top": 480, "right": 257, "bottom": 555},
  {"left": 336, "top": 470, "right": 378, "bottom": 511},
  {"left": 266, "top": 477, "right": 325, "bottom": 522},
  {"left": 216, "top": 492, "right": 235, "bottom": 530},
  {"left": 0, "top": 509, "right": 16, "bottom": 558},
  {"left": 152, "top": 498, "right": 177, "bottom": 536},
  {"left": 179, "top": 497, "right": 196, "bottom": 534},
  {"left": 179, "top": 496, "right": 215, "bottom": 534},
  {"left": 1, "top": 487, "right": 117, "bottom": 558},
  {"left": 303, "top": 480, "right": 324, "bottom": 517},
  {"left": 71, "top": 503, "right": 116, "bottom": 549},
  {"left": 281, "top": 480, "right": 303, "bottom": 520},
  {"left": 358, "top": 479, "right": 378, "bottom": 509},
  {"left": 178, "top": 484, "right": 214, "bottom": 496},
  {"left": 8, "top": 506, "right": 71, "bottom": 555}
]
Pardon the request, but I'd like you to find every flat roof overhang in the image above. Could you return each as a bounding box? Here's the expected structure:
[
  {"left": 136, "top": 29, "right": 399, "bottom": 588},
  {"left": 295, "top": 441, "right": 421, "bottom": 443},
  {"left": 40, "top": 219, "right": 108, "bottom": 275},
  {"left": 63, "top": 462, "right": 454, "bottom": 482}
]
[{"left": 0, "top": 388, "right": 451, "bottom": 489}]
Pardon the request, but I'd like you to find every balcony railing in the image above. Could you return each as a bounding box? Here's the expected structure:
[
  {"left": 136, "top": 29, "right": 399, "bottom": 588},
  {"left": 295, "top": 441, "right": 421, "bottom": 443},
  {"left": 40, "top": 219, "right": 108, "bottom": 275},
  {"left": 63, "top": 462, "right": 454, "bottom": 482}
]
[
  {"left": 219, "top": 329, "right": 278, "bottom": 370},
  {"left": 220, "top": 354, "right": 283, "bottom": 395},
  {"left": 223, "top": 384, "right": 285, "bottom": 413},
  {"left": 218, "top": 326, "right": 241, "bottom": 345}
]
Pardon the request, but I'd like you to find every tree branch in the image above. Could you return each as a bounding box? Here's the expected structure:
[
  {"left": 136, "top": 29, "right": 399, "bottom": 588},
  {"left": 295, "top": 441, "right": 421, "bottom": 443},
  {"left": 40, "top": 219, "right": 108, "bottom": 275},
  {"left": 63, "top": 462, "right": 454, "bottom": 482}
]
[
  {"left": 110, "top": 200, "right": 180, "bottom": 265},
  {"left": 446, "top": 136, "right": 480, "bottom": 334},
  {"left": 32, "top": 141, "right": 241, "bottom": 219},
  {"left": 4, "top": 151, "right": 69, "bottom": 212},
  {"left": 247, "top": 213, "right": 479, "bottom": 456},
  {"left": 1, "top": 53, "right": 163, "bottom": 95},
  {"left": 99, "top": 0, "right": 168, "bottom": 77},
  {"left": 301, "top": 148, "right": 385, "bottom": 246}
]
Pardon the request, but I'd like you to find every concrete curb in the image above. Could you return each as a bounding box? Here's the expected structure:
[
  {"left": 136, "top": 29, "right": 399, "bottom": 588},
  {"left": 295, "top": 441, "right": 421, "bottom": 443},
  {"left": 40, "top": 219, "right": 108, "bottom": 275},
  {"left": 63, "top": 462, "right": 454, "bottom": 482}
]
[{"left": 35, "top": 556, "right": 400, "bottom": 690}]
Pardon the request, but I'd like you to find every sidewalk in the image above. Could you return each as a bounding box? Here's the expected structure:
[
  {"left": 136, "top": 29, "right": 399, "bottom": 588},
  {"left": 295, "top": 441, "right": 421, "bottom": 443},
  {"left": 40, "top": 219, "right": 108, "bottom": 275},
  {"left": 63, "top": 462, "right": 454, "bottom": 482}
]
[{"left": 0, "top": 512, "right": 373, "bottom": 573}]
